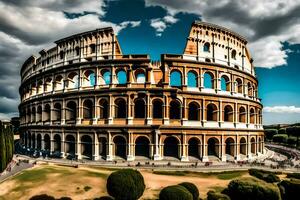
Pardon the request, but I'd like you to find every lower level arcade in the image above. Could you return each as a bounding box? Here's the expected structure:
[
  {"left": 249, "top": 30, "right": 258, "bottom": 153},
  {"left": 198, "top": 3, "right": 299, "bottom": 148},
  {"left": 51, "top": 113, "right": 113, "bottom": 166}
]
[{"left": 20, "top": 129, "right": 264, "bottom": 162}]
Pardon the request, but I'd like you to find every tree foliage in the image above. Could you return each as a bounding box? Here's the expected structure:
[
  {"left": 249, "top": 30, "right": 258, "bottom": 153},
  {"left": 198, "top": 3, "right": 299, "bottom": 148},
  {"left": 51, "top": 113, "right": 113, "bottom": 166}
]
[{"left": 0, "top": 123, "right": 14, "bottom": 172}]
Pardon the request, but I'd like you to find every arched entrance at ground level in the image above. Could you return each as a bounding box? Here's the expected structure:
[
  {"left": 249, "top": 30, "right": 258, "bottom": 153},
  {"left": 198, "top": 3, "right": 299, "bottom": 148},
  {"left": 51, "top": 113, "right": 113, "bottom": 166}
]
[
  {"left": 163, "top": 137, "right": 179, "bottom": 159},
  {"left": 240, "top": 137, "right": 247, "bottom": 155},
  {"left": 37, "top": 134, "right": 42, "bottom": 150},
  {"left": 251, "top": 138, "right": 256, "bottom": 154},
  {"left": 135, "top": 136, "right": 150, "bottom": 158},
  {"left": 188, "top": 138, "right": 201, "bottom": 159},
  {"left": 65, "top": 135, "right": 75, "bottom": 154},
  {"left": 113, "top": 136, "right": 126, "bottom": 159},
  {"left": 53, "top": 134, "right": 61, "bottom": 152},
  {"left": 207, "top": 138, "right": 219, "bottom": 157},
  {"left": 28, "top": 133, "right": 31, "bottom": 148},
  {"left": 99, "top": 137, "right": 107, "bottom": 159},
  {"left": 44, "top": 134, "right": 51, "bottom": 150},
  {"left": 258, "top": 138, "right": 262, "bottom": 153},
  {"left": 31, "top": 134, "right": 36, "bottom": 149},
  {"left": 81, "top": 135, "right": 93, "bottom": 159},
  {"left": 225, "top": 138, "right": 235, "bottom": 157}
]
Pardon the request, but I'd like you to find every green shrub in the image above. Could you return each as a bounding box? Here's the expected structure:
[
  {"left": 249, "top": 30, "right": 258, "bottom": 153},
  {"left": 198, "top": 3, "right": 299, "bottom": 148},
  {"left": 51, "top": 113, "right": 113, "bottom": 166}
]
[
  {"left": 286, "top": 126, "right": 300, "bottom": 136},
  {"left": 225, "top": 177, "right": 281, "bottom": 200},
  {"left": 248, "top": 169, "right": 280, "bottom": 183},
  {"left": 273, "top": 134, "right": 288, "bottom": 143},
  {"left": 265, "top": 129, "right": 278, "bottom": 140},
  {"left": 278, "top": 179, "right": 300, "bottom": 200},
  {"left": 286, "top": 173, "right": 300, "bottom": 179},
  {"left": 159, "top": 185, "right": 193, "bottom": 200},
  {"left": 278, "top": 128, "right": 286, "bottom": 135},
  {"left": 58, "top": 197, "right": 72, "bottom": 200},
  {"left": 106, "top": 169, "right": 145, "bottom": 200},
  {"left": 94, "top": 197, "right": 114, "bottom": 200},
  {"left": 207, "top": 191, "right": 230, "bottom": 200},
  {"left": 287, "top": 136, "right": 297, "bottom": 145},
  {"left": 178, "top": 182, "right": 199, "bottom": 200},
  {"left": 29, "top": 194, "right": 55, "bottom": 200}
]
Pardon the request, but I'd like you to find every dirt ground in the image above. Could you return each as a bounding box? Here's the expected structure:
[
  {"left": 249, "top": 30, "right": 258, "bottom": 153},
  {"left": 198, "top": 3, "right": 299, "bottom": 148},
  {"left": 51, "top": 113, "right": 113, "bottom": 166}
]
[{"left": 0, "top": 164, "right": 249, "bottom": 200}]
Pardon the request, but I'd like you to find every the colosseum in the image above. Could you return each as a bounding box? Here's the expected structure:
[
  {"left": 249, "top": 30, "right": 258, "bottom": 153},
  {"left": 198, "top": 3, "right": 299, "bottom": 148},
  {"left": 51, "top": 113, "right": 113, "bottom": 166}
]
[{"left": 19, "top": 21, "right": 264, "bottom": 162}]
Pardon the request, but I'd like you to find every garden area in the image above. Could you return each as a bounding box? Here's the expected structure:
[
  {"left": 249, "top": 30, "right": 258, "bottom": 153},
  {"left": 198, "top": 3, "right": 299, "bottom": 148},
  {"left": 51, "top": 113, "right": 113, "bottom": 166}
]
[{"left": 0, "top": 164, "right": 299, "bottom": 200}]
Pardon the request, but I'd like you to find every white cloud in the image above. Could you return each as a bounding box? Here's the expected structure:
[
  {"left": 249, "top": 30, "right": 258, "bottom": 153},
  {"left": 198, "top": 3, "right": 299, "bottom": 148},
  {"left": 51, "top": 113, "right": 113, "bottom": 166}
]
[
  {"left": 119, "top": 21, "right": 141, "bottom": 28},
  {"left": 263, "top": 106, "right": 300, "bottom": 113},
  {"left": 150, "top": 15, "right": 178, "bottom": 36},
  {"left": 145, "top": 0, "right": 300, "bottom": 68}
]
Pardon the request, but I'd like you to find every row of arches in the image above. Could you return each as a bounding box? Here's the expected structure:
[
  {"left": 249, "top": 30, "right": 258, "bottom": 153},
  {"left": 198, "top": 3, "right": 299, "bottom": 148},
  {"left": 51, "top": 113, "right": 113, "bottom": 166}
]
[
  {"left": 22, "top": 98, "right": 262, "bottom": 124},
  {"left": 22, "top": 132, "right": 263, "bottom": 161}
]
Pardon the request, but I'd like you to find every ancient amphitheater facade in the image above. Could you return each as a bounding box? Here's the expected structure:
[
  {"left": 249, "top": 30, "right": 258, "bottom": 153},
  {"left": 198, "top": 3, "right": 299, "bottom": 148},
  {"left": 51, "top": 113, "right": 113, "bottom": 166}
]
[{"left": 19, "top": 21, "right": 264, "bottom": 162}]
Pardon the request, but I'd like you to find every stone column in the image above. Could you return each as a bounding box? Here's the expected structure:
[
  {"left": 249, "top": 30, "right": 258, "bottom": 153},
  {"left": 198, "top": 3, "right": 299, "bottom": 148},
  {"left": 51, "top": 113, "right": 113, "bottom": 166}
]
[
  {"left": 153, "top": 130, "right": 161, "bottom": 160},
  {"left": 127, "top": 132, "right": 134, "bottom": 161},
  {"left": 76, "top": 132, "right": 82, "bottom": 159},
  {"left": 93, "top": 132, "right": 99, "bottom": 160},
  {"left": 76, "top": 97, "right": 82, "bottom": 124},
  {"left": 108, "top": 95, "right": 114, "bottom": 124},
  {"left": 221, "top": 135, "right": 226, "bottom": 161},
  {"left": 61, "top": 131, "right": 65, "bottom": 158},
  {"left": 181, "top": 134, "right": 189, "bottom": 161},
  {"left": 202, "top": 134, "right": 208, "bottom": 162},
  {"left": 106, "top": 132, "right": 113, "bottom": 161},
  {"left": 163, "top": 96, "right": 169, "bottom": 125}
]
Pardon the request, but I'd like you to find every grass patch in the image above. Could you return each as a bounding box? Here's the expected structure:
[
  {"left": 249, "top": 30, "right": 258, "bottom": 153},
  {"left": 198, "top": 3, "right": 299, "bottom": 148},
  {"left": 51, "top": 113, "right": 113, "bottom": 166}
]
[
  {"left": 84, "top": 186, "right": 92, "bottom": 192},
  {"left": 84, "top": 171, "right": 108, "bottom": 179},
  {"left": 152, "top": 170, "right": 187, "bottom": 176}
]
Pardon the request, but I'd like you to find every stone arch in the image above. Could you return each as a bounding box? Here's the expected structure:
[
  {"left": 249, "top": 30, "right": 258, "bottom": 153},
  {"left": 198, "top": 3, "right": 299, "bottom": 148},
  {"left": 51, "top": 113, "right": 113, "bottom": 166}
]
[
  {"left": 240, "top": 137, "right": 247, "bottom": 155},
  {"left": 53, "top": 134, "right": 61, "bottom": 153},
  {"left": 187, "top": 70, "right": 198, "bottom": 87},
  {"left": 99, "top": 69, "right": 111, "bottom": 85},
  {"left": 204, "top": 71, "right": 214, "bottom": 89},
  {"left": 135, "top": 68, "right": 146, "bottom": 83},
  {"left": 82, "top": 69, "right": 96, "bottom": 87},
  {"left": 188, "top": 101, "right": 200, "bottom": 120},
  {"left": 83, "top": 99, "right": 94, "bottom": 119},
  {"left": 99, "top": 99, "right": 109, "bottom": 119},
  {"left": 134, "top": 98, "right": 146, "bottom": 118},
  {"left": 224, "top": 105, "right": 234, "bottom": 122},
  {"left": 250, "top": 108, "right": 255, "bottom": 124},
  {"left": 81, "top": 135, "right": 93, "bottom": 159},
  {"left": 54, "top": 75, "right": 64, "bottom": 91},
  {"left": 251, "top": 137, "right": 256, "bottom": 154},
  {"left": 236, "top": 78, "right": 243, "bottom": 93},
  {"left": 135, "top": 136, "right": 150, "bottom": 158},
  {"left": 239, "top": 106, "right": 246, "bottom": 123},
  {"left": 225, "top": 137, "right": 235, "bottom": 157},
  {"left": 53, "top": 103, "right": 62, "bottom": 121},
  {"left": 170, "top": 99, "right": 181, "bottom": 119},
  {"left": 113, "top": 135, "right": 127, "bottom": 159},
  {"left": 44, "top": 134, "right": 51, "bottom": 150},
  {"left": 207, "top": 137, "right": 219, "bottom": 157},
  {"left": 220, "top": 75, "right": 230, "bottom": 91},
  {"left": 65, "top": 135, "right": 75, "bottom": 155},
  {"left": 258, "top": 137, "right": 262, "bottom": 153},
  {"left": 116, "top": 69, "right": 127, "bottom": 84},
  {"left": 67, "top": 72, "right": 79, "bottom": 89},
  {"left": 44, "top": 104, "right": 51, "bottom": 122},
  {"left": 115, "top": 98, "right": 127, "bottom": 118},
  {"left": 99, "top": 137, "right": 107, "bottom": 159},
  {"left": 152, "top": 98, "right": 163, "bottom": 119},
  {"left": 44, "top": 77, "right": 52, "bottom": 92},
  {"left": 37, "top": 134, "right": 42, "bottom": 150},
  {"left": 66, "top": 101, "right": 77, "bottom": 122},
  {"left": 163, "top": 136, "right": 180, "bottom": 159},
  {"left": 31, "top": 134, "right": 36, "bottom": 149},
  {"left": 170, "top": 70, "right": 182, "bottom": 87},
  {"left": 37, "top": 106, "right": 42, "bottom": 122},
  {"left": 31, "top": 107, "right": 36, "bottom": 122},
  {"left": 188, "top": 137, "right": 201, "bottom": 159},
  {"left": 207, "top": 103, "right": 218, "bottom": 121},
  {"left": 247, "top": 82, "right": 253, "bottom": 96}
]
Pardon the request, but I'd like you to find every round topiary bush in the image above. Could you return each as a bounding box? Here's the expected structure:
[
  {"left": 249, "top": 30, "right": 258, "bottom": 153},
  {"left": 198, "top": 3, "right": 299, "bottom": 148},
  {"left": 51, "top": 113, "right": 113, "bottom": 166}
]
[
  {"left": 178, "top": 182, "right": 199, "bottom": 200},
  {"left": 225, "top": 177, "right": 281, "bottom": 200},
  {"left": 106, "top": 169, "right": 145, "bottom": 200},
  {"left": 29, "top": 194, "right": 55, "bottom": 200},
  {"left": 159, "top": 185, "right": 193, "bottom": 200},
  {"left": 94, "top": 196, "right": 114, "bottom": 200},
  {"left": 207, "top": 191, "right": 230, "bottom": 200}
]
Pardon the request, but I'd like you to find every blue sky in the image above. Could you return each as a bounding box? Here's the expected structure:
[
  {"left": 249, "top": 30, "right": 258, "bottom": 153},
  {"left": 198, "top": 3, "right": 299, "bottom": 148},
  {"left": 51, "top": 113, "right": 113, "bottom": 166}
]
[{"left": 0, "top": 0, "right": 300, "bottom": 124}]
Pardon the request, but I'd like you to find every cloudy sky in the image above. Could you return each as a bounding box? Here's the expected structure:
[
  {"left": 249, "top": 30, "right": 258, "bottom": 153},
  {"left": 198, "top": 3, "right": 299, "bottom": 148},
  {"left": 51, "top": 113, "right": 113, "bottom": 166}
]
[{"left": 0, "top": 0, "right": 300, "bottom": 125}]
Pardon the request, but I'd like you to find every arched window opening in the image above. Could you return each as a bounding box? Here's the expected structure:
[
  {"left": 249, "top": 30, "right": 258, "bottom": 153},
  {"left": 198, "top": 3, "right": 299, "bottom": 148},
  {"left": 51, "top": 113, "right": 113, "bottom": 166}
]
[
  {"left": 224, "top": 105, "right": 233, "bottom": 122},
  {"left": 81, "top": 135, "right": 93, "bottom": 159},
  {"left": 54, "top": 76, "right": 63, "bottom": 91},
  {"left": 136, "top": 72, "right": 145, "bottom": 83},
  {"left": 135, "top": 136, "right": 150, "bottom": 158},
  {"left": 134, "top": 99, "right": 146, "bottom": 118},
  {"left": 89, "top": 44, "right": 96, "bottom": 54},
  {"left": 44, "top": 104, "right": 51, "bottom": 122},
  {"left": 83, "top": 70, "right": 96, "bottom": 87},
  {"left": 240, "top": 138, "right": 247, "bottom": 155},
  {"left": 53, "top": 134, "right": 61, "bottom": 153},
  {"left": 251, "top": 138, "right": 256, "bottom": 154},
  {"left": 83, "top": 99, "right": 93, "bottom": 119},
  {"left": 75, "top": 46, "right": 80, "bottom": 56},
  {"left": 65, "top": 135, "right": 75, "bottom": 155},
  {"left": 164, "top": 137, "right": 179, "bottom": 158},
  {"left": 31, "top": 107, "right": 36, "bottom": 122},
  {"left": 170, "top": 70, "right": 182, "bottom": 87},
  {"left": 102, "top": 70, "right": 111, "bottom": 85},
  {"left": 37, "top": 106, "right": 42, "bottom": 122},
  {"left": 203, "top": 42, "right": 210, "bottom": 52},
  {"left": 99, "top": 99, "right": 109, "bottom": 119},
  {"left": 117, "top": 70, "right": 127, "bottom": 84},
  {"left": 170, "top": 100, "right": 181, "bottom": 119},
  {"left": 231, "top": 50, "right": 236, "bottom": 59},
  {"left": 66, "top": 101, "right": 77, "bottom": 121},
  {"left": 207, "top": 103, "right": 218, "bottom": 121},
  {"left": 239, "top": 107, "right": 246, "bottom": 123},
  {"left": 68, "top": 72, "right": 79, "bottom": 89},
  {"left": 45, "top": 78, "right": 52, "bottom": 92},
  {"left": 204, "top": 72, "right": 214, "bottom": 89},
  {"left": 207, "top": 137, "right": 219, "bottom": 157},
  {"left": 115, "top": 98, "right": 126, "bottom": 118},
  {"left": 113, "top": 136, "right": 126, "bottom": 159},
  {"left": 247, "top": 82, "right": 252, "bottom": 96},
  {"left": 53, "top": 103, "right": 62, "bottom": 121},
  {"left": 188, "top": 138, "right": 201, "bottom": 159},
  {"left": 187, "top": 71, "right": 197, "bottom": 87},
  {"left": 250, "top": 108, "right": 255, "bottom": 124},
  {"left": 99, "top": 137, "right": 107, "bottom": 158},
  {"left": 236, "top": 78, "right": 243, "bottom": 93},
  {"left": 152, "top": 99, "right": 163, "bottom": 119},
  {"left": 44, "top": 134, "right": 51, "bottom": 150},
  {"left": 225, "top": 138, "right": 235, "bottom": 157},
  {"left": 37, "top": 134, "right": 42, "bottom": 150},
  {"left": 59, "top": 51, "right": 64, "bottom": 60},
  {"left": 221, "top": 75, "right": 230, "bottom": 91},
  {"left": 188, "top": 102, "right": 200, "bottom": 121},
  {"left": 37, "top": 81, "right": 43, "bottom": 94}
]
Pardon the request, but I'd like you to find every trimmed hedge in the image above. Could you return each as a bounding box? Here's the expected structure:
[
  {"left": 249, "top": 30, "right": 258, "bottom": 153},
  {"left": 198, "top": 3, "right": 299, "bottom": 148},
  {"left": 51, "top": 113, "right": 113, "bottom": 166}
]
[
  {"left": 248, "top": 169, "right": 280, "bottom": 183},
  {"left": 29, "top": 194, "right": 55, "bottom": 200},
  {"left": 273, "top": 134, "right": 288, "bottom": 143},
  {"left": 225, "top": 177, "right": 281, "bottom": 200},
  {"left": 106, "top": 169, "right": 145, "bottom": 200},
  {"left": 94, "top": 197, "right": 114, "bottom": 200},
  {"left": 278, "top": 179, "right": 300, "bottom": 200},
  {"left": 207, "top": 191, "right": 230, "bottom": 200},
  {"left": 178, "top": 182, "right": 199, "bottom": 200},
  {"left": 159, "top": 185, "right": 193, "bottom": 200},
  {"left": 286, "top": 173, "right": 300, "bottom": 179}
]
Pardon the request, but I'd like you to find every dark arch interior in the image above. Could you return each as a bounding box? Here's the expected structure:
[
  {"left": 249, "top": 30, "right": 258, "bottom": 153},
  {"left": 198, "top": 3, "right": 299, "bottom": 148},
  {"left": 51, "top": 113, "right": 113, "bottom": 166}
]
[
  {"left": 83, "top": 100, "right": 93, "bottom": 119},
  {"left": 188, "top": 138, "right": 200, "bottom": 158},
  {"left": 164, "top": 137, "right": 179, "bottom": 158},
  {"left": 37, "top": 134, "right": 42, "bottom": 150},
  {"left": 66, "top": 101, "right": 77, "bottom": 121},
  {"left": 153, "top": 100, "right": 163, "bottom": 118},
  {"left": 207, "top": 138, "right": 219, "bottom": 157},
  {"left": 225, "top": 138, "right": 235, "bottom": 157},
  {"left": 65, "top": 135, "right": 75, "bottom": 154},
  {"left": 135, "top": 136, "right": 150, "bottom": 158},
  {"left": 170, "top": 101, "right": 181, "bottom": 119},
  {"left": 207, "top": 104, "right": 217, "bottom": 121},
  {"left": 99, "top": 137, "right": 107, "bottom": 158},
  {"left": 44, "top": 134, "right": 51, "bottom": 150},
  {"left": 115, "top": 99, "right": 126, "bottom": 118},
  {"left": 114, "top": 136, "right": 126, "bottom": 159},
  {"left": 53, "top": 135, "right": 61, "bottom": 152},
  {"left": 188, "top": 102, "right": 199, "bottom": 120},
  {"left": 81, "top": 135, "right": 93, "bottom": 159},
  {"left": 240, "top": 138, "right": 246, "bottom": 155},
  {"left": 135, "top": 99, "right": 146, "bottom": 118},
  {"left": 99, "top": 100, "right": 109, "bottom": 119}
]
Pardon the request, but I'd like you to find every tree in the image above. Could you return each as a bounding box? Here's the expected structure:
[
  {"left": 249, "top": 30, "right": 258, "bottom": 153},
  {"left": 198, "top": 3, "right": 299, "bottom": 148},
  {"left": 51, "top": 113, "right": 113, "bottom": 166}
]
[
  {"left": 159, "top": 185, "right": 193, "bottom": 200},
  {"left": 264, "top": 129, "right": 278, "bottom": 141},
  {"left": 178, "top": 182, "right": 199, "bottom": 200}
]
